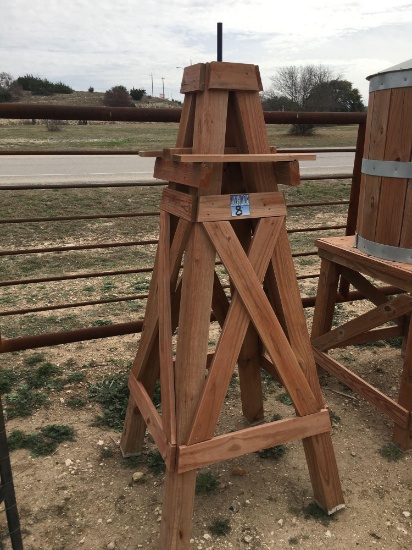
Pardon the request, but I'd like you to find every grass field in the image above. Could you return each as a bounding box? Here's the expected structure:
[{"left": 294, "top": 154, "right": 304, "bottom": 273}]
[{"left": 0, "top": 120, "right": 359, "bottom": 151}]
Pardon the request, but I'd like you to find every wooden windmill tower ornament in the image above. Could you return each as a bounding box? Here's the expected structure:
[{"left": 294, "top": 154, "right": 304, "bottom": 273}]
[{"left": 120, "top": 61, "right": 344, "bottom": 548}]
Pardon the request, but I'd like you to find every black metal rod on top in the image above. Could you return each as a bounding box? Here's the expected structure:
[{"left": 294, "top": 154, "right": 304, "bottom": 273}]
[{"left": 217, "top": 22, "right": 223, "bottom": 61}]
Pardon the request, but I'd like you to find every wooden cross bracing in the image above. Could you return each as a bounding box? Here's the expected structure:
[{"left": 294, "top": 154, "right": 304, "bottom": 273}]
[
  {"left": 120, "top": 62, "right": 344, "bottom": 549},
  {"left": 312, "top": 235, "right": 412, "bottom": 450}
]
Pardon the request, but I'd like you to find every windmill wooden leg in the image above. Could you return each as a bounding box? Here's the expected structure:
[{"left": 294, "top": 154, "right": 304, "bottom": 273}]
[
  {"left": 234, "top": 219, "right": 264, "bottom": 424},
  {"left": 302, "top": 434, "right": 345, "bottom": 513},
  {"left": 238, "top": 323, "right": 264, "bottom": 423},
  {"left": 269, "top": 226, "right": 344, "bottom": 513},
  {"left": 120, "top": 218, "right": 191, "bottom": 455},
  {"left": 159, "top": 222, "right": 218, "bottom": 548},
  {"left": 159, "top": 470, "right": 197, "bottom": 549}
]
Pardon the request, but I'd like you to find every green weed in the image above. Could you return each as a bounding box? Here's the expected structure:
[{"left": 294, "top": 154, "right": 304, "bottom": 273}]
[
  {"left": 92, "top": 319, "right": 114, "bottom": 326},
  {"left": 25, "top": 362, "right": 61, "bottom": 388},
  {"left": 196, "top": 471, "right": 219, "bottom": 494},
  {"left": 100, "top": 447, "right": 115, "bottom": 459},
  {"left": 6, "top": 385, "right": 49, "bottom": 418},
  {"left": 379, "top": 443, "right": 404, "bottom": 462},
  {"left": 208, "top": 518, "right": 231, "bottom": 537},
  {"left": 89, "top": 372, "right": 129, "bottom": 431},
  {"left": 66, "top": 396, "right": 87, "bottom": 409},
  {"left": 65, "top": 372, "right": 86, "bottom": 383},
  {"left": 329, "top": 410, "right": 341, "bottom": 425},
  {"left": 257, "top": 445, "right": 287, "bottom": 460},
  {"left": 146, "top": 450, "right": 166, "bottom": 475},
  {"left": 277, "top": 392, "right": 293, "bottom": 406},
  {"left": 24, "top": 353, "right": 46, "bottom": 366},
  {"left": 0, "top": 369, "right": 17, "bottom": 393},
  {"left": 8, "top": 424, "right": 75, "bottom": 456}
]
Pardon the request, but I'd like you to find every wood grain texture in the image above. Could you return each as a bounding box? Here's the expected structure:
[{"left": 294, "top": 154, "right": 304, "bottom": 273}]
[
  {"left": 274, "top": 160, "right": 301, "bottom": 186},
  {"left": 175, "top": 93, "right": 196, "bottom": 147},
  {"left": 197, "top": 192, "right": 286, "bottom": 222},
  {"left": 208, "top": 62, "right": 262, "bottom": 91},
  {"left": 179, "top": 410, "right": 331, "bottom": 472},
  {"left": 357, "top": 89, "right": 391, "bottom": 240},
  {"left": 204, "top": 220, "right": 319, "bottom": 416},
  {"left": 316, "top": 236, "right": 412, "bottom": 292},
  {"left": 173, "top": 153, "right": 316, "bottom": 163},
  {"left": 270, "top": 221, "right": 326, "bottom": 406},
  {"left": 154, "top": 157, "right": 213, "bottom": 189},
  {"left": 311, "top": 258, "right": 340, "bottom": 341},
  {"left": 128, "top": 377, "right": 171, "bottom": 463},
  {"left": 180, "top": 64, "right": 206, "bottom": 93},
  {"left": 161, "top": 189, "right": 197, "bottom": 221},
  {"left": 158, "top": 211, "right": 177, "bottom": 444},
  {"left": 313, "top": 347, "right": 410, "bottom": 429},
  {"left": 312, "top": 294, "right": 412, "bottom": 352},
  {"left": 159, "top": 469, "right": 197, "bottom": 549},
  {"left": 392, "top": 318, "right": 412, "bottom": 449},
  {"left": 187, "top": 217, "right": 283, "bottom": 444}
]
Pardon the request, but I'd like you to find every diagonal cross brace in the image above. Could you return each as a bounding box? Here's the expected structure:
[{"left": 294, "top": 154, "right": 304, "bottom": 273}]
[
  {"left": 204, "top": 220, "right": 320, "bottom": 418},
  {"left": 187, "top": 216, "right": 283, "bottom": 444}
]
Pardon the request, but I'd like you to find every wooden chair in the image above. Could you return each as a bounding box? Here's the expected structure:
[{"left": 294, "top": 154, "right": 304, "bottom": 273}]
[{"left": 311, "top": 235, "right": 412, "bottom": 450}]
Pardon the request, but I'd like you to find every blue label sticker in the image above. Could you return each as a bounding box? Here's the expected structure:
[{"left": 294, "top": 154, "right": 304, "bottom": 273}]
[{"left": 230, "top": 194, "right": 250, "bottom": 217}]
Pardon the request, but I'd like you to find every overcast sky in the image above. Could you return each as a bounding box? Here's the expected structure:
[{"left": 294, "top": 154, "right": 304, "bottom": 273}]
[{"left": 1, "top": 0, "right": 411, "bottom": 104}]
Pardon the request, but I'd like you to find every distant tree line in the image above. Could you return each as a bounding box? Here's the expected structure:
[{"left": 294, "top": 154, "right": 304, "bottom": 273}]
[
  {"left": 262, "top": 64, "right": 365, "bottom": 135},
  {"left": 17, "top": 74, "right": 74, "bottom": 95},
  {"left": 0, "top": 72, "right": 148, "bottom": 106}
]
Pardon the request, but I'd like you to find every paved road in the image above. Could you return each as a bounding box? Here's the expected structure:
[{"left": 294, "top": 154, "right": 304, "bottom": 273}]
[{"left": 0, "top": 152, "right": 355, "bottom": 186}]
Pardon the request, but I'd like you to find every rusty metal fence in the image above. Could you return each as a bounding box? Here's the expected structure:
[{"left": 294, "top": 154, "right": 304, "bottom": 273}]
[{"left": 0, "top": 105, "right": 382, "bottom": 355}]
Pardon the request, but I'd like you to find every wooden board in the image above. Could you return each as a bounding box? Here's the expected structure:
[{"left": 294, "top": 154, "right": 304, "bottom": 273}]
[
  {"left": 158, "top": 211, "right": 177, "bottom": 445},
  {"left": 187, "top": 217, "right": 283, "bottom": 444},
  {"left": 208, "top": 62, "right": 262, "bottom": 92},
  {"left": 205, "top": 220, "right": 319, "bottom": 416},
  {"left": 316, "top": 236, "right": 412, "bottom": 292},
  {"left": 178, "top": 410, "right": 331, "bottom": 473},
  {"left": 312, "top": 348, "right": 410, "bottom": 429},
  {"left": 180, "top": 63, "right": 206, "bottom": 93},
  {"left": 128, "top": 377, "right": 174, "bottom": 466},
  {"left": 161, "top": 189, "right": 197, "bottom": 221},
  {"left": 153, "top": 157, "right": 213, "bottom": 188},
  {"left": 197, "top": 192, "right": 286, "bottom": 222},
  {"left": 173, "top": 153, "right": 316, "bottom": 163},
  {"left": 356, "top": 89, "right": 391, "bottom": 240},
  {"left": 312, "top": 294, "right": 412, "bottom": 352}
]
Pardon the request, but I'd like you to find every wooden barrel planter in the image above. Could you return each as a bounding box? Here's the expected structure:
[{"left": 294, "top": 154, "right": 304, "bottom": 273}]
[{"left": 356, "top": 59, "right": 412, "bottom": 263}]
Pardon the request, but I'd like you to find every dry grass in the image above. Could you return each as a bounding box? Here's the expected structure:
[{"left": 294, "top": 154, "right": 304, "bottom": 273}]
[{"left": 0, "top": 121, "right": 358, "bottom": 152}]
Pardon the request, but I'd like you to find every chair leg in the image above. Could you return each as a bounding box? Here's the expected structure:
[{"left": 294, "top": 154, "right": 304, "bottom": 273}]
[{"left": 392, "top": 321, "right": 412, "bottom": 450}]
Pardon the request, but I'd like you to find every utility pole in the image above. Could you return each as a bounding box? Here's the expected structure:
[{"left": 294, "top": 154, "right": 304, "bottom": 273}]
[
  {"left": 149, "top": 73, "right": 153, "bottom": 97},
  {"left": 161, "top": 77, "right": 165, "bottom": 99}
]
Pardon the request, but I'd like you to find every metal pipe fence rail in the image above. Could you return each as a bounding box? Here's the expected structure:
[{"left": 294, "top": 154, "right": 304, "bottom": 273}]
[{"left": 1, "top": 105, "right": 395, "bottom": 356}]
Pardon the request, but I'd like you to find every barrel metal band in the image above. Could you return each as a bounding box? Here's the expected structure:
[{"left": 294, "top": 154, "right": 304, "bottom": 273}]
[
  {"left": 361, "top": 158, "right": 412, "bottom": 179},
  {"left": 355, "top": 233, "right": 412, "bottom": 264},
  {"left": 369, "top": 69, "right": 412, "bottom": 92}
]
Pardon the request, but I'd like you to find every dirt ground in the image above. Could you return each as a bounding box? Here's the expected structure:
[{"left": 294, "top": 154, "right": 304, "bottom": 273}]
[{"left": 1, "top": 325, "right": 411, "bottom": 550}]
